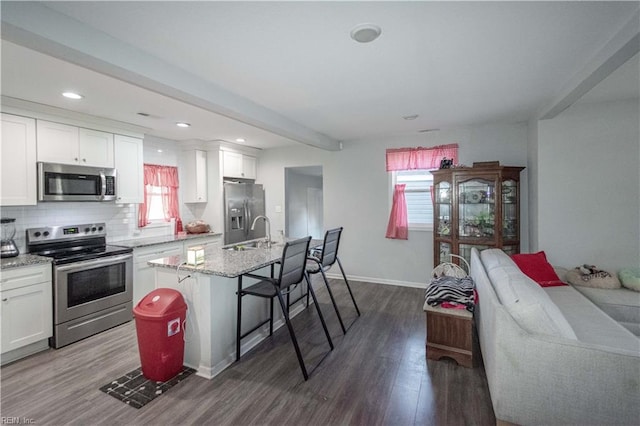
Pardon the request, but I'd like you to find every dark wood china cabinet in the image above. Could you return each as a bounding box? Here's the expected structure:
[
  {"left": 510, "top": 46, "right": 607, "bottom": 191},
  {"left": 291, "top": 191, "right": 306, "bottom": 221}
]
[{"left": 430, "top": 162, "right": 525, "bottom": 268}]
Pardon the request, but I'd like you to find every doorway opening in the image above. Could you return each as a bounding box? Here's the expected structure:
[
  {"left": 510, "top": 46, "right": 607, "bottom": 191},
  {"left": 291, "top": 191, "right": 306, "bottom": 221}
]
[{"left": 284, "top": 166, "right": 323, "bottom": 239}]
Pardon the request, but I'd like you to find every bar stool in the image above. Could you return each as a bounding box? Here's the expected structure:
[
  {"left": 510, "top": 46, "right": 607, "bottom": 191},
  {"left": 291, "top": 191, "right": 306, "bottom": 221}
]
[
  {"left": 306, "top": 227, "right": 361, "bottom": 334},
  {"left": 237, "top": 236, "right": 334, "bottom": 380}
]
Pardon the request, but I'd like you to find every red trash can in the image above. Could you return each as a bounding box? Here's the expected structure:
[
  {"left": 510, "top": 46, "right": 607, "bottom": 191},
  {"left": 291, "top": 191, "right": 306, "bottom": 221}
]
[{"left": 133, "top": 288, "right": 187, "bottom": 382}]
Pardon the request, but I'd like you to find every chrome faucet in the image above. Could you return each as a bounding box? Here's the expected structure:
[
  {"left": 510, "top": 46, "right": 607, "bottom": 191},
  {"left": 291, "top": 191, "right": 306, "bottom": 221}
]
[{"left": 251, "top": 215, "right": 271, "bottom": 248}]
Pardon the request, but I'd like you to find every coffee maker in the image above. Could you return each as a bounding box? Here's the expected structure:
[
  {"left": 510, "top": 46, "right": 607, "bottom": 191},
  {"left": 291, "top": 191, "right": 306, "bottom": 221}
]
[{"left": 1, "top": 218, "right": 20, "bottom": 258}]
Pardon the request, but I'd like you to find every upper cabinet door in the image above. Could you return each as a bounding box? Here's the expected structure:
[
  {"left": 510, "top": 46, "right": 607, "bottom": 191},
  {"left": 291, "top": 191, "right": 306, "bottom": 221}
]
[
  {"left": 78, "top": 128, "right": 114, "bottom": 168},
  {"left": 242, "top": 155, "right": 257, "bottom": 180},
  {"left": 183, "top": 149, "right": 208, "bottom": 203},
  {"left": 1, "top": 114, "right": 37, "bottom": 206},
  {"left": 36, "top": 120, "right": 79, "bottom": 165},
  {"left": 222, "top": 150, "right": 243, "bottom": 178},
  {"left": 114, "top": 135, "right": 143, "bottom": 204}
]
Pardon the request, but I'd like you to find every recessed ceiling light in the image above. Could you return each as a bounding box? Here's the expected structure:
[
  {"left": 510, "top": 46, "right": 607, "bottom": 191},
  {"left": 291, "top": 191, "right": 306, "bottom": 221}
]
[
  {"left": 62, "top": 92, "right": 83, "bottom": 100},
  {"left": 350, "top": 23, "right": 382, "bottom": 43},
  {"left": 176, "top": 122, "right": 191, "bottom": 128},
  {"left": 235, "top": 138, "right": 246, "bottom": 143},
  {"left": 157, "top": 149, "right": 163, "bottom": 153},
  {"left": 403, "top": 114, "right": 419, "bottom": 120}
]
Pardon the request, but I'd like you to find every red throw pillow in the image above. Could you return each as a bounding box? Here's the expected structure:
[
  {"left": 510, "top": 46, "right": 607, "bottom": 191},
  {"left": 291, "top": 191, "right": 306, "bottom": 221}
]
[{"left": 511, "top": 251, "right": 567, "bottom": 287}]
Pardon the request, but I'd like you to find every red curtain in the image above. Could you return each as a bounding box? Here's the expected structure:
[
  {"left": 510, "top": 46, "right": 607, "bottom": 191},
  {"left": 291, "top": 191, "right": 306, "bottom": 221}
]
[
  {"left": 138, "top": 164, "right": 181, "bottom": 228},
  {"left": 386, "top": 184, "right": 408, "bottom": 240},
  {"left": 386, "top": 143, "right": 458, "bottom": 171}
]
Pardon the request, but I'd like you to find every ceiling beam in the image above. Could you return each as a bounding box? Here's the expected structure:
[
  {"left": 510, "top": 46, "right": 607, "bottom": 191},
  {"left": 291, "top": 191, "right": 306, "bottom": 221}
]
[
  {"left": 537, "top": 8, "right": 640, "bottom": 120},
  {"left": 1, "top": 2, "right": 341, "bottom": 151}
]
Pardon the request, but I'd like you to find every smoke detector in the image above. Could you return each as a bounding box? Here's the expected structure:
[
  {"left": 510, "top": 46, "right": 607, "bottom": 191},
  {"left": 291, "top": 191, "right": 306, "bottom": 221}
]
[{"left": 350, "top": 24, "right": 382, "bottom": 43}]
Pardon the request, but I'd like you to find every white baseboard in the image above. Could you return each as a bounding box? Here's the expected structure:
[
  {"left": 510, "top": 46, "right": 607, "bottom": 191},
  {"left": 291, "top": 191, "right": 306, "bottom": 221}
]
[{"left": 323, "top": 272, "right": 426, "bottom": 289}]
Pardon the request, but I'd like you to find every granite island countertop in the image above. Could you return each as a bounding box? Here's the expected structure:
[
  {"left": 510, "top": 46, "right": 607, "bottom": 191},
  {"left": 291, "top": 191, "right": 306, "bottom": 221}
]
[
  {"left": 112, "top": 232, "right": 222, "bottom": 249},
  {"left": 148, "top": 238, "right": 323, "bottom": 278},
  {"left": 1, "top": 254, "right": 52, "bottom": 270},
  {"left": 148, "top": 243, "right": 285, "bottom": 278}
]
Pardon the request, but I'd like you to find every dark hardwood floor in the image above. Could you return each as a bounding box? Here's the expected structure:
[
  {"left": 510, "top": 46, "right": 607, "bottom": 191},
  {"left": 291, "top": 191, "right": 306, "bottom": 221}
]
[{"left": 0, "top": 278, "right": 495, "bottom": 425}]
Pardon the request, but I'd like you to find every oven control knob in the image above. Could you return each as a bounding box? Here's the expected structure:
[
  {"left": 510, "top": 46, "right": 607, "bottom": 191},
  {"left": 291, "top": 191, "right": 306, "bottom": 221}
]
[
  {"left": 92, "top": 227, "right": 97, "bottom": 232},
  {"left": 34, "top": 231, "right": 41, "bottom": 237},
  {"left": 43, "top": 231, "right": 49, "bottom": 237},
  {"left": 84, "top": 227, "right": 91, "bottom": 233},
  {"left": 98, "top": 226, "right": 104, "bottom": 231}
]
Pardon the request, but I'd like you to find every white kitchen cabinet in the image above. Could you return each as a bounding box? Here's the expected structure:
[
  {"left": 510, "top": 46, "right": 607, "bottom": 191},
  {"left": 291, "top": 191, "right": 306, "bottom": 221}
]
[
  {"left": 1, "top": 113, "right": 37, "bottom": 206},
  {"left": 78, "top": 128, "right": 114, "bottom": 167},
  {"left": 36, "top": 120, "right": 114, "bottom": 167},
  {"left": 114, "top": 135, "right": 144, "bottom": 204},
  {"left": 222, "top": 150, "right": 256, "bottom": 180},
  {"left": 1, "top": 264, "right": 53, "bottom": 364},
  {"left": 133, "top": 242, "right": 184, "bottom": 305},
  {"left": 242, "top": 155, "right": 257, "bottom": 180},
  {"left": 183, "top": 149, "right": 208, "bottom": 203}
]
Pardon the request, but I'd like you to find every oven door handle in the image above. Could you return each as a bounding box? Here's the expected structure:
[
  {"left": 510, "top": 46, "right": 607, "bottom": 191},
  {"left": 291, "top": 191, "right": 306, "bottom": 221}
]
[{"left": 55, "top": 253, "right": 132, "bottom": 273}]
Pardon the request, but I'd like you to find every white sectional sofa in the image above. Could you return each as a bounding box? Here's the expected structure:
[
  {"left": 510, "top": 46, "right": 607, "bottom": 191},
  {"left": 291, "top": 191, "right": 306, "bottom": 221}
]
[{"left": 470, "top": 248, "right": 640, "bottom": 426}]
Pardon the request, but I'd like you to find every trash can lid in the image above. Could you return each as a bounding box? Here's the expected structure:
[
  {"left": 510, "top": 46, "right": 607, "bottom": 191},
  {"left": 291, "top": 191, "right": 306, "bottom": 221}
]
[{"left": 134, "top": 288, "right": 187, "bottom": 318}]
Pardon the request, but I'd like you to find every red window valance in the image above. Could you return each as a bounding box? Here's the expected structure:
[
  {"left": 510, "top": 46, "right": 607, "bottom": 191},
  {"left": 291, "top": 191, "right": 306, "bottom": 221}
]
[{"left": 385, "top": 143, "right": 458, "bottom": 171}]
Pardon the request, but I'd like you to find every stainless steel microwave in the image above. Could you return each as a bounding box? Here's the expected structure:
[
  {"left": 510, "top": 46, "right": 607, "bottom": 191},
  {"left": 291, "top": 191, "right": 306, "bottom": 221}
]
[{"left": 38, "top": 162, "right": 117, "bottom": 202}]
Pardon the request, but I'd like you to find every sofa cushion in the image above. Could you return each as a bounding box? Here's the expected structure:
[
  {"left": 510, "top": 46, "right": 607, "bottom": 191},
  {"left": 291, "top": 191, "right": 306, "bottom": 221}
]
[
  {"left": 571, "top": 285, "right": 640, "bottom": 336},
  {"left": 511, "top": 251, "right": 566, "bottom": 287},
  {"left": 480, "top": 249, "right": 577, "bottom": 340},
  {"left": 545, "top": 286, "right": 640, "bottom": 352},
  {"left": 619, "top": 267, "right": 640, "bottom": 292}
]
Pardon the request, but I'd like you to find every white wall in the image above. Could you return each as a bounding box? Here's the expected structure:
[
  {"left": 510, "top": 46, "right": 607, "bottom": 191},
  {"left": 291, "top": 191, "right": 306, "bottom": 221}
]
[
  {"left": 536, "top": 98, "right": 640, "bottom": 270},
  {"left": 285, "top": 169, "right": 323, "bottom": 239},
  {"left": 257, "top": 122, "right": 528, "bottom": 287}
]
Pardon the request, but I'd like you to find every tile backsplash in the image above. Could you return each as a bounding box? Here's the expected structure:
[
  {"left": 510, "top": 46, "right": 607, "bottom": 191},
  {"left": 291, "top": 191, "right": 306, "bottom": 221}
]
[{"left": 1, "top": 202, "right": 145, "bottom": 253}]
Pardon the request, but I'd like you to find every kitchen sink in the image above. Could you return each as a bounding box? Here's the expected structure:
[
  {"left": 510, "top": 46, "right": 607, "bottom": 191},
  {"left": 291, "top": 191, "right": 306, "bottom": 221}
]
[{"left": 223, "top": 240, "right": 271, "bottom": 251}]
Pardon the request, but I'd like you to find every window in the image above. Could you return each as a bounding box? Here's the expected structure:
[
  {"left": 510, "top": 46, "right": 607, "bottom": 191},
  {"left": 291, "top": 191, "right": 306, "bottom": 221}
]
[
  {"left": 392, "top": 170, "right": 434, "bottom": 230},
  {"left": 146, "top": 185, "right": 166, "bottom": 222},
  {"left": 138, "top": 164, "right": 181, "bottom": 228},
  {"left": 385, "top": 143, "right": 457, "bottom": 239}
]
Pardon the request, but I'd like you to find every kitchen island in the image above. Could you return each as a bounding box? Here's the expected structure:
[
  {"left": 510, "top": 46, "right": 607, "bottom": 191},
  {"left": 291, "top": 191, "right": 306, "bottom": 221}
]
[{"left": 148, "top": 239, "right": 318, "bottom": 379}]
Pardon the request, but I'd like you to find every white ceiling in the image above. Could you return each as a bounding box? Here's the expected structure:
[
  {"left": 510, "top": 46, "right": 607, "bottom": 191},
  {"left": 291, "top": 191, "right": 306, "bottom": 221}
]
[{"left": 1, "top": 1, "right": 638, "bottom": 150}]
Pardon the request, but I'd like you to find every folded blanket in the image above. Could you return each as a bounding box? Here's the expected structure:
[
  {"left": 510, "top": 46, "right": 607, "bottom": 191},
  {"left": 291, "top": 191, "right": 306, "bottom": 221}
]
[{"left": 425, "top": 275, "right": 476, "bottom": 312}]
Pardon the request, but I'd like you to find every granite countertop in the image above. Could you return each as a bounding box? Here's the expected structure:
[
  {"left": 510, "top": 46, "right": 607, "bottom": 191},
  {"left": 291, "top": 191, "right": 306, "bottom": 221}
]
[
  {"left": 148, "top": 238, "right": 323, "bottom": 278},
  {"left": 113, "top": 232, "right": 222, "bottom": 249},
  {"left": 1, "top": 254, "right": 52, "bottom": 270},
  {"left": 149, "top": 243, "right": 285, "bottom": 278}
]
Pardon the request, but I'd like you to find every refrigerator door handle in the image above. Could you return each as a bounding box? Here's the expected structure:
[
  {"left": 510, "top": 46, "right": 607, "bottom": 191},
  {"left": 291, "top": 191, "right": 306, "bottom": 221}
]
[
  {"left": 243, "top": 200, "right": 249, "bottom": 237},
  {"left": 246, "top": 199, "right": 252, "bottom": 237}
]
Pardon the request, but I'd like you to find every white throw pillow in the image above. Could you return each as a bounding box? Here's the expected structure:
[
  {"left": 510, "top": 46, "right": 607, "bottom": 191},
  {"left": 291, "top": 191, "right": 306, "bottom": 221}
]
[{"left": 482, "top": 249, "right": 578, "bottom": 340}]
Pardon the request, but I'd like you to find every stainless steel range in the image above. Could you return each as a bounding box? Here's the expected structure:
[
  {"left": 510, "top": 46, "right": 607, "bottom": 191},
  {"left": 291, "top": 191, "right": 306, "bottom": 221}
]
[{"left": 27, "top": 223, "right": 133, "bottom": 348}]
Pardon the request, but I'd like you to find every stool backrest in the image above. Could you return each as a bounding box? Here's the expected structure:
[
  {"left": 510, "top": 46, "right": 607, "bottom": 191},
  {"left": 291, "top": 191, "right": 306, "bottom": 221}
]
[
  {"left": 319, "top": 227, "right": 343, "bottom": 268},
  {"left": 278, "top": 236, "right": 312, "bottom": 290}
]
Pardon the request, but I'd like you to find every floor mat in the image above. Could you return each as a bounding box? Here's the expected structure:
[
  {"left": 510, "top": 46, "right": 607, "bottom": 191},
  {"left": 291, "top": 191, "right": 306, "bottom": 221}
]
[{"left": 99, "top": 366, "right": 195, "bottom": 409}]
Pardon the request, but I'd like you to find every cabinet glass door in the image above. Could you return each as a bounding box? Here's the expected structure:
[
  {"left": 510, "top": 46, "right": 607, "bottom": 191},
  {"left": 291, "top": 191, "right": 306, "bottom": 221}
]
[
  {"left": 459, "top": 243, "right": 490, "bottom": 265},
  {"left": 437, "top": 242, "right": 451, "bottom": 266},
  {"left": 502, "top": 180, "right": 518, "bottom": 241},
  {"left": 434, "top": 181, "right": 451, "bottom": 237},
  {"left": 458, "top": 179, "right": 495, "bottom": 239},
  {"left": 502, "top": 245, "right": 519, "bottom": 256}
]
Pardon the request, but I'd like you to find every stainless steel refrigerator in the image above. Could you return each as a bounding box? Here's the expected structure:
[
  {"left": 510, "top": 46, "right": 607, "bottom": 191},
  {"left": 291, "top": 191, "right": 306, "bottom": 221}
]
[{"left": 223, "top": 182, "right": 266, "bottom": 245}]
